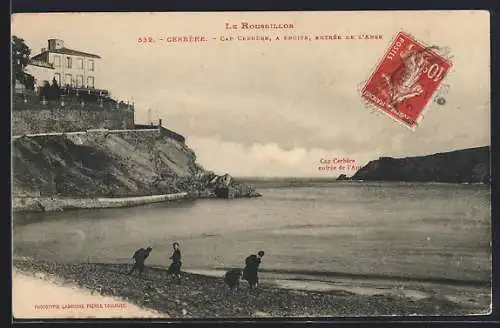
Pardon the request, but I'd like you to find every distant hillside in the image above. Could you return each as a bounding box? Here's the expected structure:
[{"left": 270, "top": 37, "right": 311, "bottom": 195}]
[{"left": 351, "top": 146, "right": 490, "bottom": 184}]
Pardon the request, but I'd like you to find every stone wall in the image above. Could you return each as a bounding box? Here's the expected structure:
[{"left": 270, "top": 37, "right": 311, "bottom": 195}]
[
  {"left": 109, "top": 129, "right": 162, "bottom": 147},
  {"left": 12, "top": 93, "right": 134, "bottom": 135},
  {"left": 159, "top": 125, "right": 186, "bottom": 143},
  {"left": 13, "top": 192, "right": 188, "bottom": 213},
  {"left": 135, "top": 125, "right": 186, "bottom": 143},
  {"left": 12, "top": 107, "right": 134, "bottom": 135}
]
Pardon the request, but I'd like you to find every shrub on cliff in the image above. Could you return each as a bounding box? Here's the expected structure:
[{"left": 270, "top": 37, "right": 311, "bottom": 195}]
[
  {"left": 50, "top": 78, "right": 61, "bottom": 99},
  {"left": 52, "top": 77, "right": 60, "bottom": 90},
  {"left": 24, "top": 75, "right": 35, "bottom": 91},
  {"left": 40, "top": 79, "right": 62, "bottom": 100}
]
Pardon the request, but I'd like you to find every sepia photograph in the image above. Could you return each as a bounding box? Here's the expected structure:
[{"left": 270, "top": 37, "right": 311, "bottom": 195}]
[{"left": 11, "top": 11, "right": 491, "bottom": 319}]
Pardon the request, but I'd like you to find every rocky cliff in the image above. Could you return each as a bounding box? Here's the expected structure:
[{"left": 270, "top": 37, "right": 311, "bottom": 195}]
[
  {"left": 351, "top": 146, "right": 490, "bottom": 183},
  {"left": 12, "top": 130, "right": 261, "bottom": 199}
]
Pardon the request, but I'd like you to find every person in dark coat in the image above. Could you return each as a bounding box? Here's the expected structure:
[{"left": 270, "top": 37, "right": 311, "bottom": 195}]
[
  {"left": 243, "top": 250, "right": 265, "bottom": 289},
  {"left": 127, "top": 246, "right": 152, "bottom": 276},
  {"left": 167, "top": 242, "right": 182, "bottom": 283},
  {"left": 224, "top": 269, "right": 243, "bottom": 291}
]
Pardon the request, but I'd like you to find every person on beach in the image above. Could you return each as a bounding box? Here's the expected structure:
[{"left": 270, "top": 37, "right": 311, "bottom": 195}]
[
  {"left": 127, "top": 246, "right": 152, "bottom": 276},
  {"left": 167, "top": 242, "right": 182, "bottom": 283},
  {"left": 243, "top": 250, "right": 265, "bottom": 289},
  {"left": 224, "top": 269, "right": 243, "bottom": 292}
]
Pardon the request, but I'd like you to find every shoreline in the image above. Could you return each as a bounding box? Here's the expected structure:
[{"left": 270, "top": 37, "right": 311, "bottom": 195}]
[
  {"left": 12, "top": 192, "right": 189, "bottom": 213},
  {"left": 12, "top": 188, "right": 262, "bottom": 214},
  {"left": 12, "top": 259, "right": 489, "bottom": 318}
]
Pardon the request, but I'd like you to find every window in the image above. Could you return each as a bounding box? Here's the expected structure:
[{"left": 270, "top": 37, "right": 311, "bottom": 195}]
[
  {"left": 53, "top": 56, "right": 61, "bottom": 67},
  {"left": 65, "top": 74, "right": 72, "bottom": 86},
  {"left": 77, "top": 58, "right": 83, "bottom": 69},
  {"left": 76, "top": 75, "right": 83, "bottom": 88},
  {"left": 88, "top": 59, "right": 94, "bottom": 71},
  {"left": 87, "top": 76, "right": 94, "bottom": 88},
  {"left": 53, "top": 73, "right": 61, "bottom": 85},
  {"left": 66, "top": 57, "right": 72, "bottom": 69}
]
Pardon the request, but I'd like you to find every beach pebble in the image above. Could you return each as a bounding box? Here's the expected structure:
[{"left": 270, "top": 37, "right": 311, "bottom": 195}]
[
  {"left": 13, "top": 259, "right": 484, "bottom": 318},
  {"left": 35, "top": 272, "right": 45, "bottom": 279}
]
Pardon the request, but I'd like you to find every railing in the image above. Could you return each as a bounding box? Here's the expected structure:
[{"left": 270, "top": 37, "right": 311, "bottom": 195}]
[
  {"left": 60, "top": 86, "right": 109, "bottom": 98},
  {"left": 12, "top": 89, "right": 134, "bottom": 112}
]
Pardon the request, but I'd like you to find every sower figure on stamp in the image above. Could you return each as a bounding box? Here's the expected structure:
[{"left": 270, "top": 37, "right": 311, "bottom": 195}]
[
  {"left": 381, "top": 44, "right": 432, "bottom": 112},
  {"left": 167, "top": 242, "right": 182, "bottom": 283},
  {"left": 127, "top": 246, "right": 152, "bottom": 276},
  {"left": 243, "top": 250, "right": 265, "bottom": 289}
]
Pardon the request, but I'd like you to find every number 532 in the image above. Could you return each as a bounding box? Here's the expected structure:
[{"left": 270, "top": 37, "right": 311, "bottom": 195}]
[{"left": 138, "top": 37, "right": 155, "bottom": 43}]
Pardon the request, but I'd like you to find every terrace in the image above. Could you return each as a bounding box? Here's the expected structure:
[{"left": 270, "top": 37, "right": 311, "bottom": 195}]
[{"left": 13, "top": 85, "right": 134, "bottom": 112}]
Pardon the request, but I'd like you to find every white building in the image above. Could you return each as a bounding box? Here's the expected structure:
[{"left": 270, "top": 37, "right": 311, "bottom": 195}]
[
  {"left": 29, "top": 39, "right": 102, "bottom": 89},
  {"left": 25, "top": 59, "right": 55, "bottom": 89}
]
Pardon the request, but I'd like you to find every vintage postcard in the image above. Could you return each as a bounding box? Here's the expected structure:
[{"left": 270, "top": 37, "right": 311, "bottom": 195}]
[{"left": 11, "top": 11, "right": 491, "bottom": 319}]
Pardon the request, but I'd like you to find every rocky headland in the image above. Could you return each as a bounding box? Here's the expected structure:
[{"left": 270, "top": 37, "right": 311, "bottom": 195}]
[
  {"left": 12, "top": 130, "right": 261, "bottom": 212},
  {"left": 351, "top": 146, "right": 490, "bottom": 183}
]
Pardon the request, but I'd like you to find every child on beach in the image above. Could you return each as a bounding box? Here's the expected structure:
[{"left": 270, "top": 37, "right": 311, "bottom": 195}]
[
  {"left": 167, "top": 242, "right": 182, "bottom": 283},
  {"left": 127, "top": 246, "right": 153, "bottom": 276},
  {"left": 224, "top": 269, "right": 243, "bottom": 291},
  {"left": 243, "top": 250, "right": 265, "bottom": 289}
]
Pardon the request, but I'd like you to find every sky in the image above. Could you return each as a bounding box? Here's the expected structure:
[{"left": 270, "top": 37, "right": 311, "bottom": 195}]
[{"left": 11, "top": 11, "right": 491, "bottom": 177}]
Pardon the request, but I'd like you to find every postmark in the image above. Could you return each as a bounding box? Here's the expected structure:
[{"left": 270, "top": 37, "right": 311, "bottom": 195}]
[{"left": 360, "top": 32, "right": 453, "bottom": 130}]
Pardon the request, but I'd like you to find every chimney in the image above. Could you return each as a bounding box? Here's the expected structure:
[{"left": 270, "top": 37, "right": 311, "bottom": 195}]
[
  {"left": 41, "top": 47, "right": 46, "bottom": 53},
  {"left": 48, "top": 39, "right": 64, "bottom": 50},
  {"left": 158, "top": 118, "right": 162, "bottom": 127}
]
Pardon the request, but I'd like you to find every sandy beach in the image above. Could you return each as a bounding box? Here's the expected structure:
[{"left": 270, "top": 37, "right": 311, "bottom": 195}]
[
  {"left": 12, "top": 258, "right": 486, "bottom": 319},
  {"left": 12, "top": 269, "right": 164, "bottom": 319}
]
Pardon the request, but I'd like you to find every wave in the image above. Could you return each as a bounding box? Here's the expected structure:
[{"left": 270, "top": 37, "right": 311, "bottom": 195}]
[
  {"left": 243, "top": 179, "right": 490, "bottom": 188},
  {"left": 200, "top": 233, "right": 219, "bottom": 238},
  {"left": 214, "top": 267, "right": 490, "bottom": 288},
  {"left": 281, "top": 223, "right": 334, "bottom": 229}
]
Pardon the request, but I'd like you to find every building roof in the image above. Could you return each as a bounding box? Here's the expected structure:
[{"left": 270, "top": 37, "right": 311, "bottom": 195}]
[{"left": 31, "top": 47, "right": 101, "bottom": 60}]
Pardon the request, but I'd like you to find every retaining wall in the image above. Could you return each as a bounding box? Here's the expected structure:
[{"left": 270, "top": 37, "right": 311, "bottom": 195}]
[{"left": 12, "top": 108, "right": 134, "bottom": 135}]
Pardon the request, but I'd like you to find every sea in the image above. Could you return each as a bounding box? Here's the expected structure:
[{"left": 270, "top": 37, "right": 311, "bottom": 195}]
[{"left": 13, "top": 181, "right": 492, "bottom": 311}]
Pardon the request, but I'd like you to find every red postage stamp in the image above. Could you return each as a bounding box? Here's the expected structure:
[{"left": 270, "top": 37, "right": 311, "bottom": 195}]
[{"left": 360, "top": 32, "right": 453, "bottom": 130}]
